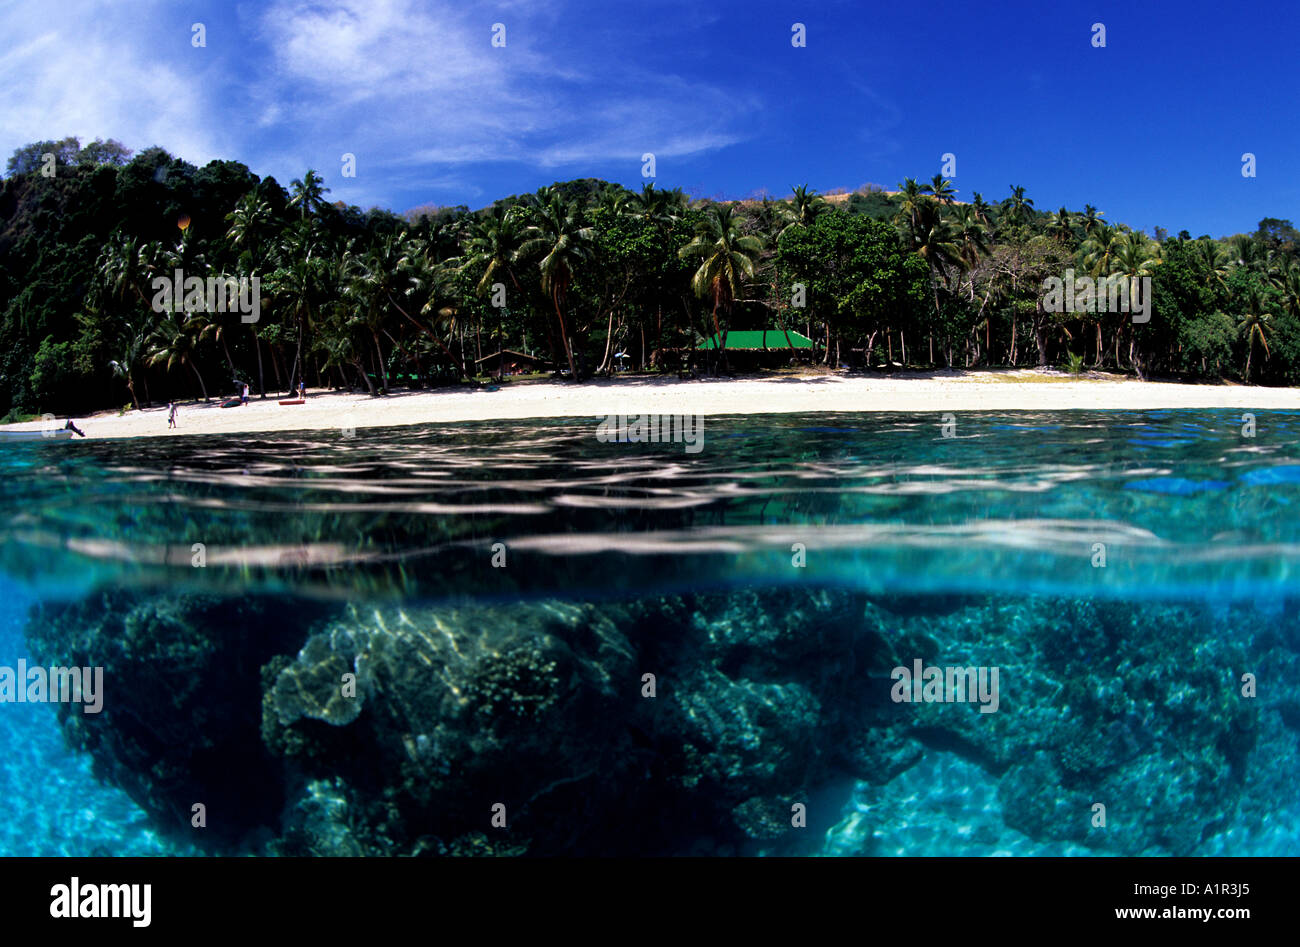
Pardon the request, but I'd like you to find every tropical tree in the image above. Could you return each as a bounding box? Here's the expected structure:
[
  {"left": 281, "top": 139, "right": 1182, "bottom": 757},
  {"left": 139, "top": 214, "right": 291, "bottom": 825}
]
[
  {"left": 1238, "top": 284, "right": 1273, "bottom": 381},
  {"left": 970, "top": 192, "right": 995, "bottom": 228},
  {"left": 147, "top": 311, "right": 210, "bottom": 401},
  {"left": 225, "top": 194, "right": 275, "bottom": 396},
  {"left": 1003, "top": 185, "right": 1035, "bottom": 227},
  {"left": 1046, "top": 207, "right": 1074, "bottom": 244},
  {"left": 266, "top": 223, "right": 332, "bottom": 392},
  {"left": 678, "top": 203, "right": 764, "bottom": 372},
  {"left": 921, "top": 174, "right": 957, "bottom": 206},
  {"left": 518, "top": 191, "right": 595, "bottom": 378},
  {"left": 783, "top": 184, "right": 829, "bottom": 234},
  {"left": 288, "top": 170, "right": 330, "bottom": 220},
  {"left": 1081, "top": 204, "right": 1105, "bottom": 235}
]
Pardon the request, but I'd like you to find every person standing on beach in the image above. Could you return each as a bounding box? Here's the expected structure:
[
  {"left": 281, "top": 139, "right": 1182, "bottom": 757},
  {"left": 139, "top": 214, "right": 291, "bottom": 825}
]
[
  {"left": 242, "top": 382, "right": 250, "bottom": 405},
  {"left": 298, "top": 380, "right": 306, "bottom": 400},
  {"left": 168, "top": 402, "right": 177, "bottom": 429}
]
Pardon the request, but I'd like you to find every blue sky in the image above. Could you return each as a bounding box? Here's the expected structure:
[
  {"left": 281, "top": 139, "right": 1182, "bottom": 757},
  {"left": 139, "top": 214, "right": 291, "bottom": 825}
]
[{"left": 2, "top": 0, "right": 1295, "bottom": 237}]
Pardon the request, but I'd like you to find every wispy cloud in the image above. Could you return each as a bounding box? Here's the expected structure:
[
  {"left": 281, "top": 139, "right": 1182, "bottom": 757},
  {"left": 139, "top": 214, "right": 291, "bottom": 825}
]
[
  {"left": 0, "top": 1, "right": 222, "bottom": 167},
  {"left": 0, "top": 0, "right": 755, "bottom": 205}
]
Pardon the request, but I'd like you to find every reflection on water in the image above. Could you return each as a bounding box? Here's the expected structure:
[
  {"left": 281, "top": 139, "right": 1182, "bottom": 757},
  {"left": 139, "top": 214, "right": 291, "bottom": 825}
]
[{"left": 1, "top": 410, "right": 1299, "bottom": 602}]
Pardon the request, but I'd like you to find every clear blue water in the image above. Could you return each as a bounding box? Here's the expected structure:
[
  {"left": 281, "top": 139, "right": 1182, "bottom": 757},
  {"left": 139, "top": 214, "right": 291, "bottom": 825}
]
[{"left": 2, "top": 410, "right": 1298, "bottom": 855}]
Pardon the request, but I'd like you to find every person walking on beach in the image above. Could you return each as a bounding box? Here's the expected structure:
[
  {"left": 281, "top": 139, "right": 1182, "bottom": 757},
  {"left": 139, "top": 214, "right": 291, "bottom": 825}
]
[
  {"left": 298, "top": 380, "right": 306, "bottom": 400},
  {"left": 168, "top": 402, "right": 177, "bottom": 429},
  {"left": 242, "top": 382, "right": 250, "bottom": 405}
]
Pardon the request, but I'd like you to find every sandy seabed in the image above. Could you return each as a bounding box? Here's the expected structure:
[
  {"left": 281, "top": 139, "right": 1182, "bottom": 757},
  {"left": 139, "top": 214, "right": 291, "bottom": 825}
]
[{"left": 4, "top": 370, "right": 1298, "bottom": 440}]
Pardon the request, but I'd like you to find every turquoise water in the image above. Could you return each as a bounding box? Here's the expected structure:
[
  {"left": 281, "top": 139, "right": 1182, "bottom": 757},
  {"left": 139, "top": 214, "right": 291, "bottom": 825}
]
[{"left": 1, "top": 410, "right": 1298, "bottom": 855}]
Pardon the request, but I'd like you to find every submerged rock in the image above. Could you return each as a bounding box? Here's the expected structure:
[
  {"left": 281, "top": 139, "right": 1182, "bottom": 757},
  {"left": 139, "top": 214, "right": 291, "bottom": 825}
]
[{"left": 24, "top": 586, "right": 1295, "bottom": 856}]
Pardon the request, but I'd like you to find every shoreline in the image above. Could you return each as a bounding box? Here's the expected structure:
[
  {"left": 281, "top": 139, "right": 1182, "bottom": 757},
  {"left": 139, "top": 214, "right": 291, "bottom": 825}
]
[{"left": 3, "top": 370, "right": 1298, "bottom": 440}]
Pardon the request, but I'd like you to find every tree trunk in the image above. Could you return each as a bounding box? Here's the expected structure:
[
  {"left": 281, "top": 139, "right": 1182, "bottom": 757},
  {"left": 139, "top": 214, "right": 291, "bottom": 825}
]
[
  {"left": 354, "top": 358, "right": 376, "bottom": 395},
  {"left": 372, "top": 330, "right": 389, "bottom": 391},
  {"left": 189, "top": 361, "right": 209, "bottom": 401},
  {"left": 270, "top": 343, "right": 285, "bottom": 395},
  {"left": 554, "top": 285, "right": 578, "bottom": 379},
  {"left": 599, "top": 306, "right": 616, "bottom": 374},
  {"left": 254, "top": 331, "right": 266, "bottom": 397},
  {"left": 709, "top": 292, "right": 727, "bottom": 375}
]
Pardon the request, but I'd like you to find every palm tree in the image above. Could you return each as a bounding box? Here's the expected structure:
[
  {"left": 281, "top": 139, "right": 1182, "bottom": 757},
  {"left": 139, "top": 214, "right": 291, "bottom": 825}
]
[
  {"left": 107, "top": 319, "right": 151, "bottom": 410},
  {"left": 1081, "top": 204, "right": 1105, "bottom": 235},
  {"left": 226, "top": 194, "right": 274, "bottom": 396},
  {"left": 970, "top": 192, "right": 995, "bottom": 228},
  {"left": 226, "top": 194, "right": 273, "bottom": 259},
  {"left": 908, "top": 200, "right": 964, "bottom": 364},
  {"left": 595, "top": 183, "right": 629, "bottom": 216},
  {"left": 289, "top": 170, "right": 330, "bottom": 220},
  {"left": 921, "top": 174, "right": 957, "bottom": 205},
  {"left": 895, "top": 178, "right": 928, "bottom": 235},
  {"left": 394, "top": 234, "right": 471, "bottom": 377},
  {"left": 1003, "top": 185, "right": 1035, "bottom": 227},
  {"left": 629, "top": 182, "right": 684, "bottom": 227},
  {"left": 1273, "top": 262, "right": 1300, "bottom": 319},
  {"left": 1047, "top": 207, "right": 1074, "bottom": 244},
  {"left": 1109, "top": 231, "right": 1162, "bottom": 374},
  {"left": 518, "top": 192, "right": 594, "bottom": 378},
  {"left": 782, "top": 184, "right": 828, "bottom": 234},
  {"left": 677, "top": 203, "right": 764, "bottom": 373},
  {"left": 462, "top": 204, "right": 525, "bottom": 296},
  {"left": 950, "top": 206, "right": 991, "bottom": 275},
  {"left": 342, "top": 235, "right": 411, "bottom": 392},
  {"left": 97, "top": 233, "right": 164, "bottom": 309},
  {"left": 147, "top": 312, "right": 210, "bottom": 401},
  {"left": 266, "top": 224, "right": 332, "bottom": 392},
  {"left": 1238, "top": 285, "right": 1273, "bottom": 382}
]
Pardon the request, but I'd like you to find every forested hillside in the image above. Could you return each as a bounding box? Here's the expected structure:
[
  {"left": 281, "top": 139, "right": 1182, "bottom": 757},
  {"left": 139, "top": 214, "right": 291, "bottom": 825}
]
[{"left": 2, "top": 137, "right": 1298, "bottom": 418}]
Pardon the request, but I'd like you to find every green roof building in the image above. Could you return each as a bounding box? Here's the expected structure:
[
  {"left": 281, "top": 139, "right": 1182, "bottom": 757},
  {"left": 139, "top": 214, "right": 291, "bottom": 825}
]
[{"left": 697, "top": 330, "right": 814, "bottom": 351}]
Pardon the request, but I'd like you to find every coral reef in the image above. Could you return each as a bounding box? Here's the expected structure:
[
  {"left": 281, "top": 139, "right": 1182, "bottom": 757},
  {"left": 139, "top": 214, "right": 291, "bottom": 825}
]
[{"left": 24, "top": 586, "right": 1298, "bottom": 855}]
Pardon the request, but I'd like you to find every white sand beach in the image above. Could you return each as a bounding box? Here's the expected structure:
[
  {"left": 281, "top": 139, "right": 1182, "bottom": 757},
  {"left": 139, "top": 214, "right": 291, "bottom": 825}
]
[{"left": 4, "top": 370, "right": 1298, "bottom": 440}]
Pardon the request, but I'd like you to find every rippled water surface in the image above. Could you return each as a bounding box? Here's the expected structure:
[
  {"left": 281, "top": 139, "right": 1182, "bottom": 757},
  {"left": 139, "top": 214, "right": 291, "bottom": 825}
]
[{"left": 3, "top": 410, "right": 1300, "bottom": 601}]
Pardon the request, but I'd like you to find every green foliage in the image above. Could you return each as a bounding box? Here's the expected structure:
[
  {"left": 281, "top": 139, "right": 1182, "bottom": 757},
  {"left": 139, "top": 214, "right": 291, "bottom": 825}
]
[{"left": 2, "top": 134, "right": 1299, "bottom": 416}]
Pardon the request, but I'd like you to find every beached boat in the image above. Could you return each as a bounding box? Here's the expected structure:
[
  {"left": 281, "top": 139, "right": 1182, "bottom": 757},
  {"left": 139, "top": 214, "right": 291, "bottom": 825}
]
[
  {"left": 0, "top": 429, "right": 77, "bottom": 441},
  {"left": 278, "top": 398, "right": 305, "bottom": 405}
]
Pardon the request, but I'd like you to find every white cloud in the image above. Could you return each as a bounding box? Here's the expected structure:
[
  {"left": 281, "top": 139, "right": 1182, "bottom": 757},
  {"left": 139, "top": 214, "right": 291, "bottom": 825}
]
[
  {"left": 0, "top": 0, "right": 755, "bottom": 204},
  {"left": 0, "top": 2, "right": 223, "bottom": 167}
]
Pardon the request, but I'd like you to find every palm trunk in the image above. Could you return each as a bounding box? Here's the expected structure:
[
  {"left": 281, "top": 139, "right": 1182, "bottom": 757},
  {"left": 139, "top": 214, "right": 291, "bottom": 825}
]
[
  {"left": 387, "top": 292, "right": 461, "bottom": 377},
  {"left": 255, "top": 330, "right": 266, "bottom": 397},
  {"left": 709, "top": 292, "right": 727, "bottom": 375},
  {"left": 554, "top": 285, "right": 578, "bottom": 379},
  {"left": 189, "top": 361, "right": 209, "bottom": 401},
  {"left": 599, "top": 307, "right": 616, "bottom": 374},
  {"left": 354, "top": 357, "right": 376, "bottom": 395},
  {"left": 372, "top": 330, "right": 389, "bottom": 391}
]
